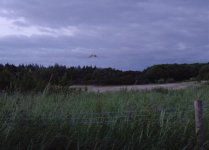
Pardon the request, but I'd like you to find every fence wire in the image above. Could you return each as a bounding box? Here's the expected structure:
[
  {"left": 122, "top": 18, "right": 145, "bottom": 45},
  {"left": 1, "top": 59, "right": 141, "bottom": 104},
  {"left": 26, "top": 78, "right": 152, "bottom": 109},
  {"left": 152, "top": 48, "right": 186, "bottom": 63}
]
[{"left": 0, "top": 106, "right": 208, "bottom": 125}]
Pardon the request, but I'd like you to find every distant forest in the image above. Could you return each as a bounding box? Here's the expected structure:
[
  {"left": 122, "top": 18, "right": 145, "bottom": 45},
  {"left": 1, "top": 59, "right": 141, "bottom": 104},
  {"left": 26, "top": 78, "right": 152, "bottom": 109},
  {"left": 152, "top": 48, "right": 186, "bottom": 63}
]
[{"left": 0, "top": 63, "right": 209, "bottom": 91}]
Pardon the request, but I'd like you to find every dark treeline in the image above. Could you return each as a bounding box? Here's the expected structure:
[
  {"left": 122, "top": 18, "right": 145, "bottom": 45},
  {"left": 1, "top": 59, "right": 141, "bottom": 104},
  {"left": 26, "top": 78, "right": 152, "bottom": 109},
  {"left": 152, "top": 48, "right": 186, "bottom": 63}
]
[{"left": 0, "top": 63, "right": 209, "bottom": 91}]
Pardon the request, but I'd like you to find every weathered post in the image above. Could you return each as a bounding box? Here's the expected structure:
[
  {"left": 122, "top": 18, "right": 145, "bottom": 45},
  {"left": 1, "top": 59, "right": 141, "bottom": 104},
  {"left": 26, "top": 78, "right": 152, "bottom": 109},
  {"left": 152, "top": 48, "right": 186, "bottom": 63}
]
[{"left": 194, "top": 100, "right": 204, "bottom": 150}]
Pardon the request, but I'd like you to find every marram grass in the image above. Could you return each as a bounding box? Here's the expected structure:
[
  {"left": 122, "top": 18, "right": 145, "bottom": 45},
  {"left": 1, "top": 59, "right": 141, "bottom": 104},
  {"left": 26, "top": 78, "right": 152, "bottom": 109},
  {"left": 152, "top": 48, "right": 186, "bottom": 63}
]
[{"left": 0, "top": 85, "right": 209, "bottom": 149}]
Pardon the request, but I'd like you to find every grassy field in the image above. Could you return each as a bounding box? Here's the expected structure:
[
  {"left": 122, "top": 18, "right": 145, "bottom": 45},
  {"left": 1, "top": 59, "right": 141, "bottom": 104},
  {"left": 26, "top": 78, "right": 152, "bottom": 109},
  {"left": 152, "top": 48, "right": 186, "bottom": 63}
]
[{"left": 0, "top": 84, "right": 209, "bottom": 149}]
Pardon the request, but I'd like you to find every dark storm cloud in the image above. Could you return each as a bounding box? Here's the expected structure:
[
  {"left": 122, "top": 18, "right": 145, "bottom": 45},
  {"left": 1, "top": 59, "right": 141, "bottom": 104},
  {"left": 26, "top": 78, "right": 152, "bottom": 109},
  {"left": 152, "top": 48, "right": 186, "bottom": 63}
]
[
  {"left": 0, "top": 0, "right": 208, "bottom": 70},
  {"left": 0, "top": 0, "right": 207, "bottom": 26}
]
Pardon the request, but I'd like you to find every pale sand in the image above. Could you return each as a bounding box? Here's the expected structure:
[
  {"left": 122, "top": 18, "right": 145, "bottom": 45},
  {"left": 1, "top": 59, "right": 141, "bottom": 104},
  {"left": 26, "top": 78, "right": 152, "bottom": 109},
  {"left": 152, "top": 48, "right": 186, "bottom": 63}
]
[{"left": 69, "top": 81, "right": 203, "bottom": 93}]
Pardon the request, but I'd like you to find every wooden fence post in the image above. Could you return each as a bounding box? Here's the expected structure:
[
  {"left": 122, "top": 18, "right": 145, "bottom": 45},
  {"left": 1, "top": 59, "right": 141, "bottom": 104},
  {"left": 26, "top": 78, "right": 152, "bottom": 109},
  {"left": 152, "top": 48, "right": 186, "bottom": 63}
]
[{"left": 194, "top": 100, "right": 204, "bottom": 150}]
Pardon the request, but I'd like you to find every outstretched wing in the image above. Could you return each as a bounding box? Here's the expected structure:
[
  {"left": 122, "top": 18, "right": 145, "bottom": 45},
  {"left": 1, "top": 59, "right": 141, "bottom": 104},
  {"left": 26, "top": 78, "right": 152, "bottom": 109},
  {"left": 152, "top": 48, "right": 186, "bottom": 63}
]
[{"left": 88, "top": 54, "right": 98, "bottom": 58}]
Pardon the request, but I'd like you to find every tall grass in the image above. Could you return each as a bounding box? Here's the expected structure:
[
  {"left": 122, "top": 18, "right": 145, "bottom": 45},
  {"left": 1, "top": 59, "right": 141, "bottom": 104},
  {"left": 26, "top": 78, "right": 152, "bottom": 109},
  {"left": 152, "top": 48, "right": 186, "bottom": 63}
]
[{"left": 0, "top": 85, "right": 209, "bottom": 149}]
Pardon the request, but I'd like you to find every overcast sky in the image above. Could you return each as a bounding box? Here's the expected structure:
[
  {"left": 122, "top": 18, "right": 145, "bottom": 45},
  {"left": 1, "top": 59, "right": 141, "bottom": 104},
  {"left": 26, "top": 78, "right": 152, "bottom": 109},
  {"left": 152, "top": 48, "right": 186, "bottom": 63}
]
[{"left": 0, "top": 0, "right": 208, "bottom": 70}]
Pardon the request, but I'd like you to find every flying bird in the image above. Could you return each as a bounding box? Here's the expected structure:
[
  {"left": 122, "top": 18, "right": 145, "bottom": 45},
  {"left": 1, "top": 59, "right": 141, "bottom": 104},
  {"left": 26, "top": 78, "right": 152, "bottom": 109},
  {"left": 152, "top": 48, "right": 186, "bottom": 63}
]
[{"left": 88, "top": 54, "right": 98, "bottom": 58}]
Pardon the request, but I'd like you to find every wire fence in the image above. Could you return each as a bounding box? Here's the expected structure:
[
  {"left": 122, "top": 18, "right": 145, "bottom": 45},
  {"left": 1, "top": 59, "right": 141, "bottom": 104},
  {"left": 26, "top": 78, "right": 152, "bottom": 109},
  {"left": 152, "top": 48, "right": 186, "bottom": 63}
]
[
  {"left": 1, "top": 101, "right": 208, "bottom": 149},
  {"left": 0, "top": 106, "right": 208, "bottom": 126}
]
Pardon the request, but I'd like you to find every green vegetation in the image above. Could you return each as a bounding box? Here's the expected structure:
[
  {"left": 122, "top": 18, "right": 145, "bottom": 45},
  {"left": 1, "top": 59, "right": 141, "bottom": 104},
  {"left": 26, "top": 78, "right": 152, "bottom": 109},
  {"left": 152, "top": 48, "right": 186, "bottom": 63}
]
[
  {"left": 0, "top": 62, "right": 209, "bottom": 91},
  {"left": 0, "top": 85, "right": 209, "bottom": 149},
  {"left": 198, "top": 64, "right": 209, "bottom": 80}
]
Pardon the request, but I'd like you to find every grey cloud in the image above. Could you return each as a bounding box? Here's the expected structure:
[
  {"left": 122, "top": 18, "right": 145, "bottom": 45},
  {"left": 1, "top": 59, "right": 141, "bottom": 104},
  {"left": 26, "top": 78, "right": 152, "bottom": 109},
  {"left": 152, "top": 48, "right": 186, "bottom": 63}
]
[
  {"left": 0, "top": 0, "right": 208, "bottom": 70},
  {"left": 1, "top": 0, "right": 207, "bottom": 27},
  {"left": 12, "top": 20, "right": 30, "bottom": 27}
]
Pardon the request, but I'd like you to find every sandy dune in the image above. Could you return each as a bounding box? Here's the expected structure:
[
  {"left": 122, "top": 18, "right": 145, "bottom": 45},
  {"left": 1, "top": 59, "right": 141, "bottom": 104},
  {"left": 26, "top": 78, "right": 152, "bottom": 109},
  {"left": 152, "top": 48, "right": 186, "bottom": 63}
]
[{"left": 70, "top": 81, "right": 203, "bottom": 93}]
